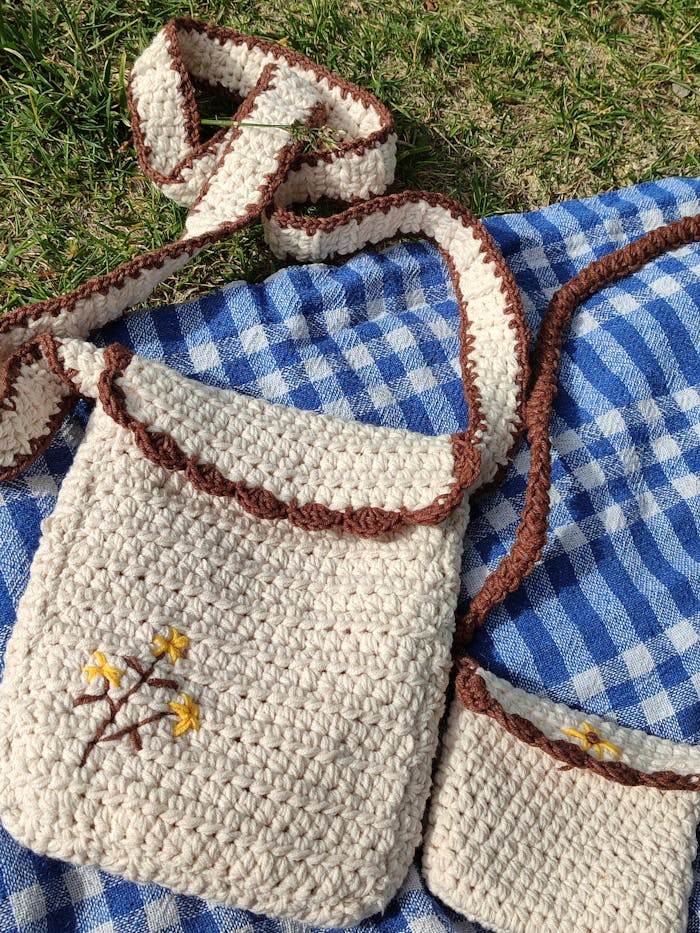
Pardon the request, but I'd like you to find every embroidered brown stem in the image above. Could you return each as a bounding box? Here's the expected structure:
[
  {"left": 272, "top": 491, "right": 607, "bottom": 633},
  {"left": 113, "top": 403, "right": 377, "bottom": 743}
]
[
  {"left": 73, "top": 681, "right": 115, "bottom": 714},
  {"left": 98, "top": 711, "right": 173, "bottom": 752},
  {"left": 77, "top": 654, "right": 178, "bottom": 767}
]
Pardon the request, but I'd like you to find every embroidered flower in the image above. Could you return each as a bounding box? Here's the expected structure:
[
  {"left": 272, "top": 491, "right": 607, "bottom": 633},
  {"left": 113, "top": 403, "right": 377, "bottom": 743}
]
[
  {"left": 74, "top": 629, "right": 200, "bottom": 766},
  {"left": 82, "top": 651, "right": 124, "bottom": 688},
  {"left": 561, "top": 721, "right": 621, "bottom": 761},
  {"left": 169, "top": 693, "right": 201, "bottom": 737},
  {"left": 152, "top": 626, "right": 190, "bottom": 665}
]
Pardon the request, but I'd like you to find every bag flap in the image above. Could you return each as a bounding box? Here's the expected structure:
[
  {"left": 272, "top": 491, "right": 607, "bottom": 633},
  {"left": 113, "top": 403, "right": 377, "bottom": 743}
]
[
  {"left": 456, "top": 659, "right": 700, "bottom": 787},
  {"left": 49, "top": 337, "right": 468, "bottom": 537},
  {"left": 0, "top": 191, "right": 532, "bottom": 514}
]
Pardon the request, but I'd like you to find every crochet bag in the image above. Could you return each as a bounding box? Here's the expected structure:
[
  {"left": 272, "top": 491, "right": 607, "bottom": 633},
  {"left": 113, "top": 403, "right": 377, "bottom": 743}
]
[
  {"left": 422, "top": 214, "right": 700, "bottom": 933},
  {"left": 0, "top": 21, "right": 527, "bottom": 927}
]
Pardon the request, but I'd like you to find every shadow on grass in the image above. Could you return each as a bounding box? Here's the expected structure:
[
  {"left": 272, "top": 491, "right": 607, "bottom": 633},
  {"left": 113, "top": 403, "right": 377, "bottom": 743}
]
[{"left": 391, "top": 120, "right": 526, "bottom": 218}]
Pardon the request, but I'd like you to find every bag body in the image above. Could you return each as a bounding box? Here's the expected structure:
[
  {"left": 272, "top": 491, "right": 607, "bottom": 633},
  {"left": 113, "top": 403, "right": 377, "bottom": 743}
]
[
  {"left": 1, "top": 341, "right": 471, "bottom": 924},
  {"left": 0, "top": 20, "right": 528, "bottom": 926}
]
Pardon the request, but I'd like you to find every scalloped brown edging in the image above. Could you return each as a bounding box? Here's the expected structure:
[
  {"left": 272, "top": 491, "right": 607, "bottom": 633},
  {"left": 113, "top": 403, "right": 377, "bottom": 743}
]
[
  {"left": 40, "top": 339, "right": 465, "bottom": 538},
  {"left": 456, "top": 658, "right": 700, "bottom": 791}
]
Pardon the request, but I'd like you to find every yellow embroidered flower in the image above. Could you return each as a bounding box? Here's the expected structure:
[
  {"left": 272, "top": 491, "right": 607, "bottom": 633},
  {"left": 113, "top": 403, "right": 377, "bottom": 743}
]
[
  {"left": 152, "top": 627, "right": 190, "bottom": 665},
  {"left": 561, "top": 721, "right": 621, "bottom": 761},
  {"left": 83, "top": 651, "right": 124, "bottom": 688},
  {"left": 168, "top": 693, "right": 200, "bottom": 737}
]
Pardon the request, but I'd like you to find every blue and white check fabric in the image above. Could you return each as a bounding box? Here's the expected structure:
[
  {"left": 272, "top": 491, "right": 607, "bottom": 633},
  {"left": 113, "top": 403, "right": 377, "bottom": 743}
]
[{"left": 1, "top": 176, "right": 700, "bottom": 933}]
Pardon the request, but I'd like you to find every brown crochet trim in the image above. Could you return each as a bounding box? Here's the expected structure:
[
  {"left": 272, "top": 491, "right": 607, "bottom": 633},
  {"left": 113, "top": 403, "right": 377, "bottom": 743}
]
[
  {"left": 185, "top": 67, "right": 328, "bottom": 225},
  {"left": 0, "top": 188, "right": 530, "bottom": 510},
  {"left": 172, "top": 18, "right": 396, "bottom": 169},
  {"left": 125, "top": 30, "right": 262, "bottom": 190},
  {"left": 0, "top": 334, "right": 470, "bottom": 534},
  {"left": 0, "top": 81, "right": 326, "bottom": 342},
  {"left": 456, "top": 658, "right": 700, "bottom": 791},
  {"left": 454, "top": 211, "right": 700, "bottom": 650},
  {"left": 269, "top": 189, "right": 529, "bottom": 487},
  {"left": 164, "top": 19, "right": 201, "bottom": 153},
  {"left": 91, "top": 343, "right": 466, "bottom": 537},
  {"left": 128, "top": 17, "right": 395, "bottom": 191},
  {"left": 0, "top": 338, "right": 79, "bottom": 483},
  {"left": 185, "top": 62, "right": 281, "bottom": 212},
  {"left": 185, "top": 72, "right": 328, "bottom": 229}
]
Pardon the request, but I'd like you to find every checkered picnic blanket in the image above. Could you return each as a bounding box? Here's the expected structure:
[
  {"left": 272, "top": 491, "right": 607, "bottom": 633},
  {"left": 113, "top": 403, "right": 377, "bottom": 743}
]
[{"left": 1, "top": 176, "right": 700, "bottom": 932}]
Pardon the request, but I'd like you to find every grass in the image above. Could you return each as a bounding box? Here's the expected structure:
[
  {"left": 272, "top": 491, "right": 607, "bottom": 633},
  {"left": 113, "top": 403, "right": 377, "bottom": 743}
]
[{"left": 0, "top": 0, "right": 698, "bottom": 310}]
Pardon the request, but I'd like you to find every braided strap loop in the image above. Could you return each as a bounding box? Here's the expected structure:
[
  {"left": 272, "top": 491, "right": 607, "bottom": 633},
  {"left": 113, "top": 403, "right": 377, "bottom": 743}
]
[{"left": 128, "top": 17, "right": 397, "bottom": 212}]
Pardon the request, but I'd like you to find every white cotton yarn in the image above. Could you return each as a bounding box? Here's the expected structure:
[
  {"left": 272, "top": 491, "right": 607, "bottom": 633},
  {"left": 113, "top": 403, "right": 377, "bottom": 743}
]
[
  {"left": 0, "top": 195, "right": 524, "bottom": 920},
  {"left": 0, "top": 223, "right": 521, "bottom": 922},
  {"left": 0, "top": 383, "right": 470, "bottom": 924}
]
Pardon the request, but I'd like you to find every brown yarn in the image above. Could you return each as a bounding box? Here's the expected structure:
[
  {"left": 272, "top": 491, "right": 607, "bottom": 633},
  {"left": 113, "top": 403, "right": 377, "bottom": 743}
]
[
  {"left": 456, "top": 658, "right": 700, "bottom": 790},
  {"left": 454, "top": 212, "right": 700, "bottom": 653}
]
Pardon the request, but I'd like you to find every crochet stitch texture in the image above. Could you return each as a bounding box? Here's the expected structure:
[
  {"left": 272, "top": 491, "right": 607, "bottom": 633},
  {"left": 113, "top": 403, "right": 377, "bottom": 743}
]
[{"left": 0, "top": 374, "right": 470, "bottom": 923}]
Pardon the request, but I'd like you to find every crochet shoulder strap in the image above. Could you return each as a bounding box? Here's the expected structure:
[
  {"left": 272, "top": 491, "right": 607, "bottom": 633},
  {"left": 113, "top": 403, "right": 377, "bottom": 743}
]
[
  {"left": 0, "top": 20, "right": 395, "bottom": 358},
  {"left": 454, "top": 211, "right": 700, "bottom": 650},
  {"left": 3, "top": 20, "right": 698, "bottom": 629},
  {"left": 0, "top": 19, "right": 528, "bottom": 504}
]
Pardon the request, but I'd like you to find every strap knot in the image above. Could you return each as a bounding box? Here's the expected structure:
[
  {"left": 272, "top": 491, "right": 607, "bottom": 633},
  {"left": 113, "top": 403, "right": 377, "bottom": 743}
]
[{"left": 127, "top": 18, "right": 396, "bottom": 232}]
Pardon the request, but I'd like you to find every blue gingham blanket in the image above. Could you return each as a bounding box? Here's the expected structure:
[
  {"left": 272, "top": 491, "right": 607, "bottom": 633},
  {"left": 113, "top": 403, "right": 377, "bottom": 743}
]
[{"left": 1, "top": 176, "right": 700, "bottom": 932}]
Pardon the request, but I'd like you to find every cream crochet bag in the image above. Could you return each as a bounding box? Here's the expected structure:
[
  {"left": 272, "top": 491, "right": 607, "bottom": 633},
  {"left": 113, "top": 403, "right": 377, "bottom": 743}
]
[
  {"left": 0, "top": 21, "right": 527, "bottom": 927},
  {"left": 422, "top": 214, "right": 700, "bottom": 933}
]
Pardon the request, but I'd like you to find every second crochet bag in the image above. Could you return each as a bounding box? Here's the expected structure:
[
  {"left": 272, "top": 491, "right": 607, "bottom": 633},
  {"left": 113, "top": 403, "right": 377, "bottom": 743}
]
[
  {"left": 422, "top": 213, "right": 700, "bottom": 933},
  {"left": 0, "top": 21, "right": 527, "bottom": 927}
]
